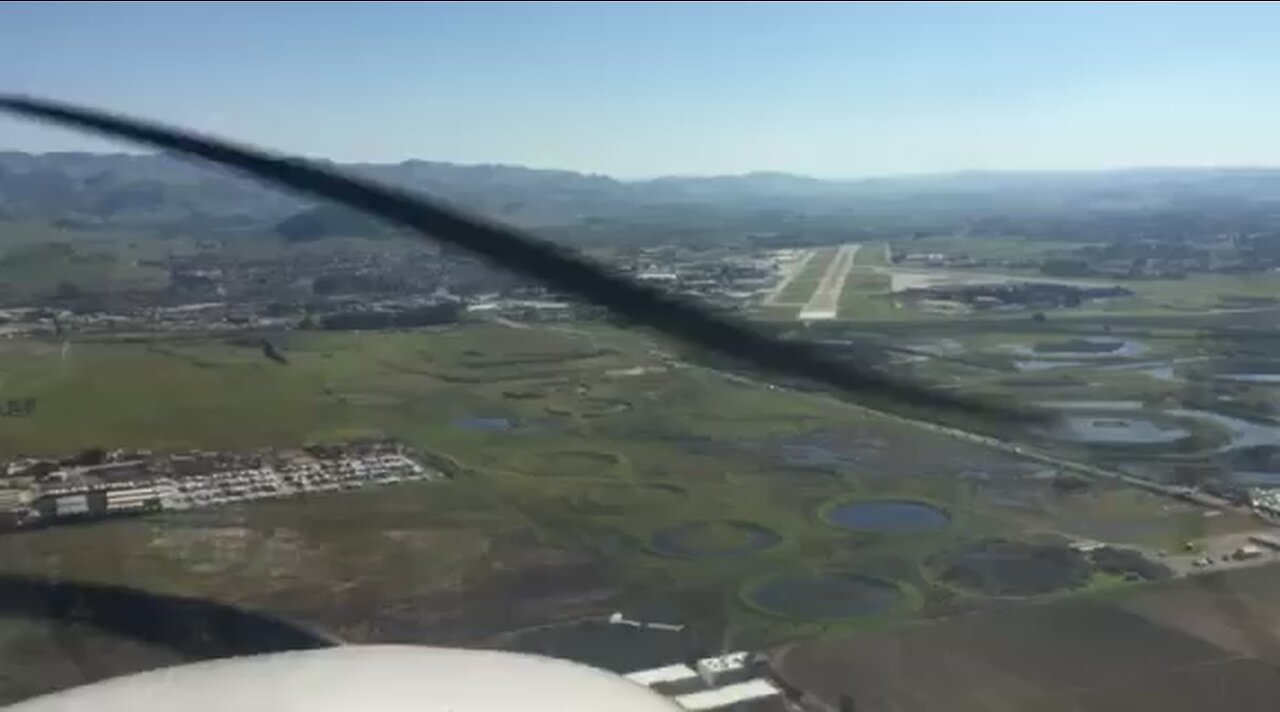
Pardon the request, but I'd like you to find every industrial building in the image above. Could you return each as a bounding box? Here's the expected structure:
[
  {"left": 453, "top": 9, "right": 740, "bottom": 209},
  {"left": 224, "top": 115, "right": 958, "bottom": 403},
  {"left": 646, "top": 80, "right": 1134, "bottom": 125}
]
[
  {"left": 2, "top": 442, "right": 442, "bottom": 529},
  {"left": 625, "top": 652, "right": 782, "bottom": 711}
]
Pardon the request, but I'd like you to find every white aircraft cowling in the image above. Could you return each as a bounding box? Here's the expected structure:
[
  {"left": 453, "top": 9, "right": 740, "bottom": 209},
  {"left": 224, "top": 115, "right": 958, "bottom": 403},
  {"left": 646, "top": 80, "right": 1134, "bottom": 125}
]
[{"left": 4, "top": 645, "right": 683, "bottom": 712}]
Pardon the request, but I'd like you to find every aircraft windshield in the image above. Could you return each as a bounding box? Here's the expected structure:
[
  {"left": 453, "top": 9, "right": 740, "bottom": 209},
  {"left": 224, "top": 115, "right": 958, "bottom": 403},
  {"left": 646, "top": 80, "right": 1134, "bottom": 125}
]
[{"left": 2, "top": 3, "right": 1280, "bottom": 711}]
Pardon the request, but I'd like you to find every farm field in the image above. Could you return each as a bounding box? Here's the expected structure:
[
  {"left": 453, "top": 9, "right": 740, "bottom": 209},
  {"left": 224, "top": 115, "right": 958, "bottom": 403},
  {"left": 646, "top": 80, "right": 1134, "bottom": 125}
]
[{"left": 775, "top": 566, "right": 1280, "bottom": 712}]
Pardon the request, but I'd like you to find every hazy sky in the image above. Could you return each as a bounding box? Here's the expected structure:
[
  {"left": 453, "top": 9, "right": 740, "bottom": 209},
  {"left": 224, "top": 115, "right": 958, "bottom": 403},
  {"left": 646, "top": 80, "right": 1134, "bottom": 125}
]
[{"left": 4, "top": 1, "right": 1280, "bottom": 177}]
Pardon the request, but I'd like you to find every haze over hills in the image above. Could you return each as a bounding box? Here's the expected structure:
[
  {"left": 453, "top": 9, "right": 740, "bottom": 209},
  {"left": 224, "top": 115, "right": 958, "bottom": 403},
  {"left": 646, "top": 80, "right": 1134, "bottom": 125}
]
[{"left": 5, "top": 151, "right": 1280, "bottom": 245}]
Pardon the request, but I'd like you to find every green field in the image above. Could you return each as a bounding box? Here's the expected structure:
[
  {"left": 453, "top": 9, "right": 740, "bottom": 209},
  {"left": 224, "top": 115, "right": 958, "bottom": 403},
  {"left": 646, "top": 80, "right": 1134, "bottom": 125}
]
[
  {"left": 0, "top": 221, "right": 171, "bottom": 299},
  {"left": 773, "top": 247, "right": 837, "bottom": 304},
  {"left": 835, "top": 244, "right": 895, "bottom": 319},
  {"left": 885, "top": 235, "right": 1280, "bottom": 318},
  {"left": 853, "top": 242, "right": 892, "bottom": 267},
  {"left": 1090, "top": 273, "right": 1280, "bottom": 316},
  {"left": 837, "top": 269, "right": 897, "bottom": 320},
  {"left": 0, "top": 221, "right": 437, "bottom": 303},
  {"left": 0, "top": 320, "right": 1229, "bottom": 649}
]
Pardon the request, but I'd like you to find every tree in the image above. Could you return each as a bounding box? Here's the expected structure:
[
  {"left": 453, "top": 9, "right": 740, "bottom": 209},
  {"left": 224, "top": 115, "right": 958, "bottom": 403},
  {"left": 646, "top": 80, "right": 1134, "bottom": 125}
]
[
  {"left": 261, "top": 339, "right": 289, "bottom": 365},
  {"left": 1031, "top": 311, "right": 1047, "bottom": 323}
]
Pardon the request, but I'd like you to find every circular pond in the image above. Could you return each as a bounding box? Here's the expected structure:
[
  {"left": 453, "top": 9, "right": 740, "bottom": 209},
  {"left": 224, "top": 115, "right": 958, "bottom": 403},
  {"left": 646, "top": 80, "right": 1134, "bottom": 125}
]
[
  {"left": 545, "top": 397, "right": 632, "bottom": 418},
  {"left": 1005, "top": 338, "right": 1143, "bottom": 360},
  {"left": 934, "top": 539, "right": 1091, "bottom": 597},
  {"left": 824, "top": 499, "right": 950, "bottom": 534},
  {"left": 502, "top": 388, "right": 549, "bottom": 400},
  {"left": 746, "top": 573, "right": 901, "bottom": 619},
  {"left": 650, "top": 520, "right": 781, "bottom": 558},
  {"left": 561, "top": 450, "right": 619, "bottom": 464},
  {"left": 1033, "top": 338, "right": 1142, "bottom": 358},
  {"left": 568, "top": 482, "right": 686, "bottom": 514},
  {"left": 780, "top": 444, "right": 859, "bottom": 468},
  {"left": 1053, "top": 415, "right": 1190, "bottom": 445},
  {"left": 453, "top": 416, "right": 518, "bottom": 431},
  {"left": 1037, "top": 402, "right": 1237, "bottom": 450}
]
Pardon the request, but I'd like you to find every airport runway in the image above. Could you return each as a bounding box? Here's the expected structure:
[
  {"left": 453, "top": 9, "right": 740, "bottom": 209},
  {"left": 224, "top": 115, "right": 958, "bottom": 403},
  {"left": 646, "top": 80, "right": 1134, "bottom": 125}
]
[{"left": 798, "top": 244, "right": 859, "bottom": 320}]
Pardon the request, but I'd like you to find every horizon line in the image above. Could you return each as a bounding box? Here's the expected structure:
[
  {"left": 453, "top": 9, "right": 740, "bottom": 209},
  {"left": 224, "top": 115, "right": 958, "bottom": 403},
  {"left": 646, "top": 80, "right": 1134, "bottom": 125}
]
[{"left": 4, "top": 147, "right": 1280, "bottom": 184}]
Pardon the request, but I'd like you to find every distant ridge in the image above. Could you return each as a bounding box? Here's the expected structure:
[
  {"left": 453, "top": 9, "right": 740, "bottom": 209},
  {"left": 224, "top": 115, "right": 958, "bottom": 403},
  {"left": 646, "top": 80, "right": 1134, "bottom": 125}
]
[{"left": 4, "top": 151, "right": 1280, "bottom": 245}]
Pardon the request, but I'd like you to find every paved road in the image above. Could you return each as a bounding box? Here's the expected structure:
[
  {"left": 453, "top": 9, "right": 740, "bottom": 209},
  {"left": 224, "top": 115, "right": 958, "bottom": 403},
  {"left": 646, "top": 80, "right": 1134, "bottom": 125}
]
[{"left": 798, "top": 244, "right": 859, "bottom": 320}]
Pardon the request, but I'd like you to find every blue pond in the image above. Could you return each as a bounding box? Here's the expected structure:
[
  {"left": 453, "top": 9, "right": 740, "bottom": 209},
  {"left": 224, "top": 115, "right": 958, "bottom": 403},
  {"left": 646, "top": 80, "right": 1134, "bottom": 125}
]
[
  {"left": 454, "top": 416, "right": 518, "bottom": 431},
  {"left": 826, "top": 500, "right": 950, "bottom": 533}
]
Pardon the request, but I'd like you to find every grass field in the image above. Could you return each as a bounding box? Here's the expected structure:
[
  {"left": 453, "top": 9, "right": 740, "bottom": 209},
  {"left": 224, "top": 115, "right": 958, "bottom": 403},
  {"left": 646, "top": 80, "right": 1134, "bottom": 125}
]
[
  {"left": 837, "top": 270, "right": 898, "bottom": 320},
  {"left": 1099, "top": 273, "right": 1280, "bottom": 315},
  {"left": 0, "top": 221, "right": 172, "bottom": 299},
  {"left": 0, "top": 221, "right": 438, "bottom": 303},
  {"left": 836, "top": 243, "right": 896, "bottom": 319},
  {"left": 0, "top": 319, "right": 1222, "bottom": 656},
  {"left": 772, "top": 247, "right": 837, "bottom": 304},
  {"left": 853, "top": 242, "right": 891, "bottom": 267}
]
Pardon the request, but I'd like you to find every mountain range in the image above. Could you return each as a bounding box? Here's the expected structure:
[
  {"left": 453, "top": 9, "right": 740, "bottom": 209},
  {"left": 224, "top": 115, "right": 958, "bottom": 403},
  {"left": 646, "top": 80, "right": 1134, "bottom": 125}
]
[{"left": 6, "top": 151, "right": 1280, "bottom": 245}]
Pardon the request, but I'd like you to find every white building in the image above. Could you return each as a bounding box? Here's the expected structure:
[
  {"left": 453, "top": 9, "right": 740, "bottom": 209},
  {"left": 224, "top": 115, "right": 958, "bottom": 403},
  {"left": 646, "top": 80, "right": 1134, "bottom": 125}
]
[
  {"left": 626, "top": 651, "right": 780, "bottom": 711},
  {"left": 695, "top": 652, "right": 752, "bottom": 685}
]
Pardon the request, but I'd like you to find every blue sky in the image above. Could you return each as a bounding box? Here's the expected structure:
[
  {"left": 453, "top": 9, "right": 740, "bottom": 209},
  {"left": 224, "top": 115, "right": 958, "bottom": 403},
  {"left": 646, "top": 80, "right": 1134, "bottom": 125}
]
[{"left": 3, "top": 1, "right": 1280, "bottom": 177}]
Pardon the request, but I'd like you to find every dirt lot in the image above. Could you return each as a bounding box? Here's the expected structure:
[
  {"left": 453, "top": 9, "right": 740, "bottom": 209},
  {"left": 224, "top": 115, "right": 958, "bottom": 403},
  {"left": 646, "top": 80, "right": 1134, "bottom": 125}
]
[
  {"left": 774, "top": 563, "right": 1280, "bottom": 712},
  {"left": 1157, "top": 528, "right": 1280, "bottom": 577},
  {"left": 1116, "top": 564, "right": 1280, "bottom": 663}
]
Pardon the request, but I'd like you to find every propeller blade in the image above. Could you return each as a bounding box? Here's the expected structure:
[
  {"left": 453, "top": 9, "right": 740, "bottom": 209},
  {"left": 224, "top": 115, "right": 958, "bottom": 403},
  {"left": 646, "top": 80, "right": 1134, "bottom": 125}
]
[{"left": 0, "top": 95, "right": 1027, "bottom": 421}]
